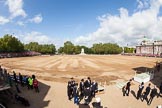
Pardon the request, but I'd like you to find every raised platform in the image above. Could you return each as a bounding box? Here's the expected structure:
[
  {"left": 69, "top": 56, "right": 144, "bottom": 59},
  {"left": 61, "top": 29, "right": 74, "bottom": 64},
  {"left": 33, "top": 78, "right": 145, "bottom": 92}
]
[{"left": 134, "top": 72, "right": 154, "bottom": 83}]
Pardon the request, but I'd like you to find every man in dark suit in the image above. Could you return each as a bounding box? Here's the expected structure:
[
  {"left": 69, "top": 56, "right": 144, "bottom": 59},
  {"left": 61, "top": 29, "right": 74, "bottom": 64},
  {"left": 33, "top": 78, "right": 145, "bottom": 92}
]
[
  {"left": 79, "top": 79, "right": 85, "bottom": 97},
  {"left": 148, "top": 85, "right": 157, "bottom": 105},
  {"left": 70, "top": 78, "right": 75, "bottom": 97},
  {"left": 137, "top": 82, "right": 144, "bottom": 100},
  {"left": 84, "top": 77, "right": 91, "bottom": 88},
  {"left": 84, "top": 87, "right": 91, "bottom": 105},
  {"left": 142, "top": 83, "right": 151, "bottom": 102},
  {"left": 67, "top": 78, "right": 75, "bottom": 100},
  {"left": 125, "top": 79, "right": 132, "bottom": 96},
  {"left": 91, "top": 80, "right": 98, "bottom": 97}
]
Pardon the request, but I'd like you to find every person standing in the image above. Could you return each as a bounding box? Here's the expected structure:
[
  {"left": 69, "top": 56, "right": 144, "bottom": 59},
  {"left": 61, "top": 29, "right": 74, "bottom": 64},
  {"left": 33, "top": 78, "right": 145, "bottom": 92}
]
[
  {"left": 33, "top": 78, "right": 39, "bottom": 93},
  {"left": 73, "top": 83, "right": 79, "bottom": 105},
  {"left": 148, "top": 85, "right": 157, "bottom": 105},
  {"left": 84, "top": 87, "right": 91, "bottom": 105},
  {"left": 84, "top": 77, "right": 91, "bottom": 88},
  {"left": 4, "top": 69, "right": 7, "bottom": 81},
  {"left": 142, "top": 83, "right": 151, "bottom": 102},
  {"left": 70, "top": 78, "right": 75, "bottom": 97},
  {"left": 156, "top": 61, "right": 160, "bottom": 72},
  {"left": 19, "top": 73, "right": 23, "bottom": 86},
  {"left": 13, "top": 71, "right": 17, "bottom": 83},
  {"left": 125, "top": 79, "right": 132, "bottom": 96},
  {"left": 137, "top": 82, "right": 144, "bottom": 100},
  {"left": 26, "top": 76, "right": 30, "bottom": 89},
  {"left": 91, "top": 80, "right": 98, "bottom": 97},
  {"left": 67, "top": 79, "right": 72, "bottom": 100},
  {"left": 67, "top": 78, "right": 74, "bottom": 100},
  {"left": 158, "top": 82, "right": 162, "bottom": 98},
  {"left": 79, "top": 79, "right": 85, "bottom": 97},
  {"left": 122, "top": 85, "right": 126, "bottom": 96},
  {"left": 28, "top": 76, "right": 33, "bottom": 90},
  {"left": 7, "top": 73, "right": 12, "bottom": 87}
]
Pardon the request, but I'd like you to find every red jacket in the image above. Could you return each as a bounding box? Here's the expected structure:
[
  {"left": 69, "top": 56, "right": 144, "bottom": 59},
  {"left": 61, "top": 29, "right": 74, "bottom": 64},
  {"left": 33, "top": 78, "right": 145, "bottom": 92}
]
[{"left": 33, "top": 79, "right": 38, "bottom": 87}]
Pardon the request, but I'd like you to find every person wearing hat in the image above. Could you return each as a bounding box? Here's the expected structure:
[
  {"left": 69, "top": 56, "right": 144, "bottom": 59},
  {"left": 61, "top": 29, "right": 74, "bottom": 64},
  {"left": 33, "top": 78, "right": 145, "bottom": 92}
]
[
  {"left": 148, "top": 85, "right": 157, "bottom": 105},
  {"left": 137, "top": 82, "right": 144, "bottom": 100}
]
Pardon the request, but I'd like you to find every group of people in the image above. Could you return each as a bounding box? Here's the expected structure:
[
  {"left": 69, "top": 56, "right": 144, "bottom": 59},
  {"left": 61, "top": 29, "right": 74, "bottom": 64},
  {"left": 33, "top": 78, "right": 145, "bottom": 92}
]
[
  {"left": 136, "top": 82, "right": 162, "bottom": 105},
  {"left": 0, "top": 65, "right": 39, "bottom": 93},
  {"left": 123, "top": 79, "right": 162, "bottom": 105},
  {"left": 67, "top": 77, "right": 98, "bottom": 105},
  {"left": 12, "top": 71, "right": 40, "bottom": 93}
]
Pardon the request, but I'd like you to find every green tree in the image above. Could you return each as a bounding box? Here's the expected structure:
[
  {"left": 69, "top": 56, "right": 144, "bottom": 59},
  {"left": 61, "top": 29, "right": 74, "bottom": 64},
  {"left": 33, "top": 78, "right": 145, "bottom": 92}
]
[
  {"left": 0, "top": 34, "right": 24, "bottom": 52},
  {"left": 91, "top": 43, "right": 122, "bottom": 54},
  {"left": 24, "top": 42, "right": 56, "bottom": 54},
  {"left": 124, "top": 47, "right": 135, "bottom": 53},
  {"left": 63, "top": 41, "right": 75, "bottom": 54}
]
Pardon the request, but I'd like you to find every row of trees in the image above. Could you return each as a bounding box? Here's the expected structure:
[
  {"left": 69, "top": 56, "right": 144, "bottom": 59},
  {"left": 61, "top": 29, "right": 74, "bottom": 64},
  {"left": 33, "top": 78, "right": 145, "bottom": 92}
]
[
  {"left": 0, "top": 34, "right": 135, "bottom": 54},
  {"left": 124, "top": 47, "right": 135, "bottom": 53},
  {"left": 0, "top": 34, "right": 24, "bottom": 52},
  {"left": 58, "top": 41, "right": 92, "bottom": 54},
  {"left": 24, "top": 42, "right": 56, "bottom": 54},
  {"left": 0, "top": 34, "right": 56, "bottom": 54},
  {"left": 91, "top": 43, "right": 123, "bottom": 54},
  {"left": 58, "top": 41, "right": 124, "bottom": 54}
]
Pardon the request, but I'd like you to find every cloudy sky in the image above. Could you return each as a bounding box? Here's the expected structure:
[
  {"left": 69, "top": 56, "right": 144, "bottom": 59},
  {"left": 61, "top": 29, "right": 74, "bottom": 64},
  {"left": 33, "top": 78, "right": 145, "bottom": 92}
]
[{"left": 0, "top": 0, "right": 162, "bottom": 48}]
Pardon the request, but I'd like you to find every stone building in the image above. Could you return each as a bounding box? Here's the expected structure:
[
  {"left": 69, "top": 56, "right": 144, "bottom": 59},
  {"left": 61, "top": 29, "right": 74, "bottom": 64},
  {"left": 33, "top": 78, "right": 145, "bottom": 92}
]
[{"left": 136, "top": 39, "right": 162, "bottom": 55}]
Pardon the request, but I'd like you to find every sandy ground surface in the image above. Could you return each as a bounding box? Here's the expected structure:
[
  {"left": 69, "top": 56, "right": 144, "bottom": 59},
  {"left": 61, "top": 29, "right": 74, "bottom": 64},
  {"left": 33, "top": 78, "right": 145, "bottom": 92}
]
[{"left": 0, "top": 55, "right": 162, "bottom": 108}]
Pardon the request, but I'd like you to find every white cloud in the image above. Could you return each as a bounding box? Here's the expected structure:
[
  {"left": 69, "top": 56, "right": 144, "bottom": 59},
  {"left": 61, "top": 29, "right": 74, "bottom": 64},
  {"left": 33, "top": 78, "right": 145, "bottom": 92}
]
[
  {"left": 16, "top": 21, "right": 25, "bottom": 26},
  {"left": 136, "top": 0, "right": 150, "bottom": 10},
  {"left": 5, "top": 0, "right": 27, "bottom": 19},
  {"left": 22, "top": 31, "right": 50, "bottom": 44},
  {"left": 75, "top": 0, "right": 162, "bottom": 47},
  {"left": 19, "top": 31, "right": 62, "bottom": 49},
  {"left": 29, "top": 14, "right": 43, "bottom": 24},
  {"left": 0, "top": 16, "right": 9, "bottom": 25}
]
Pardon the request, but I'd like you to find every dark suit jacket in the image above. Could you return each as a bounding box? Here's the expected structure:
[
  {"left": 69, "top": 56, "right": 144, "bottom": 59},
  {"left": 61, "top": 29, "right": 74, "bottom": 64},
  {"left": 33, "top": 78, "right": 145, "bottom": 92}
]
[{"left": 91, "top": 82, "right": 98, "bottom": 91}]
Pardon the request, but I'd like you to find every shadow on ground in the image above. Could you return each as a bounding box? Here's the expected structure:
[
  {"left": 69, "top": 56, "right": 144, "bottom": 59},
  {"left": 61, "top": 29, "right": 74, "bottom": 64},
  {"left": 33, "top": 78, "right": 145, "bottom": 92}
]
[{"left": 0, "top": 80, "right": 50, "bottom": 108}]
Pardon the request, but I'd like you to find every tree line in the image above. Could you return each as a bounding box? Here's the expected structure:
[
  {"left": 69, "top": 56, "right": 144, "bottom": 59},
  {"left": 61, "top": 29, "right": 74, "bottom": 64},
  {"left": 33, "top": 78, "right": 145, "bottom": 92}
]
[
  {"left": 0, "top": 34, "right": 56, "bottom": 54},
  {"left": 58, "top": 41, "right": 124, "bottom": 54},
  {"left": 0, "top": 34, "right": 135, "bottom": 54}
]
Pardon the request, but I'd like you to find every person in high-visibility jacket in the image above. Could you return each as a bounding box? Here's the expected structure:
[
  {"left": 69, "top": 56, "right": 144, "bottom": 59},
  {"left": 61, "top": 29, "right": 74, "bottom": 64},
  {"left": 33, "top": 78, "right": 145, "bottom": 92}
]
[
  {"left": 33, "top": 78, "right": 39, "bottom": 93},
  {"left": 28, "top": 77, "right": 33, "bottom": 89}
]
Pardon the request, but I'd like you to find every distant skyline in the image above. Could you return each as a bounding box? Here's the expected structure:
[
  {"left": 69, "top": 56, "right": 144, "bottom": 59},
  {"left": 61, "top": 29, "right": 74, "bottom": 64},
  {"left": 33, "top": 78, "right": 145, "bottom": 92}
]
[{"left": 0, "top": 0, "right": 162, "bottom": 48}]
